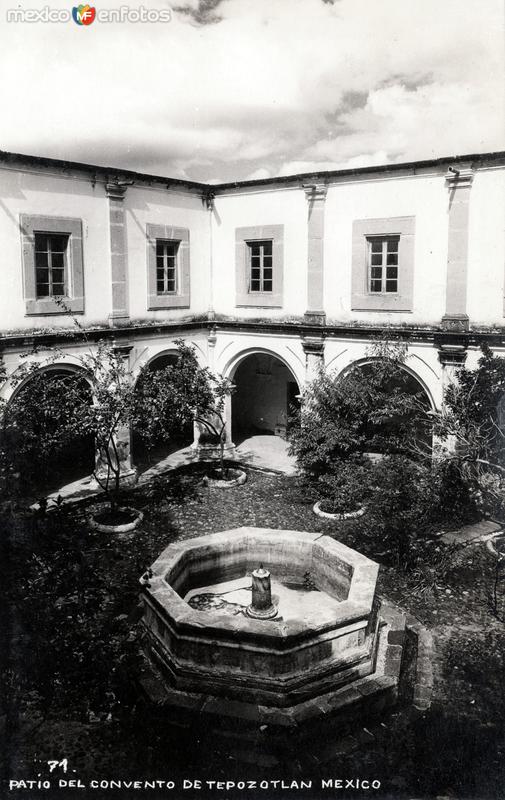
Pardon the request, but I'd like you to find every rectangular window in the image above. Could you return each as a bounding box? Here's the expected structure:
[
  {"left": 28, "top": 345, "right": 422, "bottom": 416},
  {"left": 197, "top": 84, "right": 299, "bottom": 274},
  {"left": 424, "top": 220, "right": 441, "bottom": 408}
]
[
  {"left": 368, "top": 236, "right": 399, "bottom": 293},
  {"left": 34, "top": 233, "right": 69, "bottom": 299},
  {"left": 156, "top": 239, "right": 179, "bottom": 294},
  {"left": 248, "top": 240, "right": 273, "bottom": 292},
  {"left": 20, "top": 215, "right": 84, "bottom": 316},
  {"left": 351, "top": 217, "right": 415, "bottom": 312}
]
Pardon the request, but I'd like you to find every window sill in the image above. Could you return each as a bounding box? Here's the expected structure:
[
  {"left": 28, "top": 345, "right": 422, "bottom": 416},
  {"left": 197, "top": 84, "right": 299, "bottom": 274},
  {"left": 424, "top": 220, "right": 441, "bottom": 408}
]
[
  {"left": 147, "top": 293, "right": 190, "bottom": 310},
  {"left": 25, "top": 297, "right": 84, "bottom": 316},
  {"left": 351, "top": 293, "right": 412, "bottom": 312},
  {"left": 236, "top": 292, "right": 283, "bottom": 308}
]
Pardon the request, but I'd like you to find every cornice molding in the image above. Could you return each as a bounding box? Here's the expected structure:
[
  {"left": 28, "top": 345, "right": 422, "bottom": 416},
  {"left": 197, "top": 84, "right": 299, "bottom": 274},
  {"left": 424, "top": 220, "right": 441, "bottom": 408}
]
[
  {"left": 302, "top": 183, "right": 328, "bottom": 202},
  {"left": 445, "top": 163, "right": 474, "bottom": 189}
]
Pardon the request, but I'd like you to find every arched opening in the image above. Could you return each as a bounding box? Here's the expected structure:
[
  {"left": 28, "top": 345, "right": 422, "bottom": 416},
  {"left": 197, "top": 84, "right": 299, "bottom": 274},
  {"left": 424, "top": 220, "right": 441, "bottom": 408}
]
[
  {"left": 231, "top": 352, "right": 301, "bottom": 443},
  {"left": 3, "top": 367, "right": 94, "bottom": 493},
  {"left": 350, "top": 360, "right": 433, "bottom": 456},
  {"left": 132, "top": 351, "right": 194, "bottom": 469}
]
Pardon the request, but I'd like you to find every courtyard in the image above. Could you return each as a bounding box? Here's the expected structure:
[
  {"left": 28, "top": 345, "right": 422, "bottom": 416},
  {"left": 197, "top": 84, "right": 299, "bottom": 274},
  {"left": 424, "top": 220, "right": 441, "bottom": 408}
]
[{"left": 2, "top": 462, "right": 505, "bottom": 799}]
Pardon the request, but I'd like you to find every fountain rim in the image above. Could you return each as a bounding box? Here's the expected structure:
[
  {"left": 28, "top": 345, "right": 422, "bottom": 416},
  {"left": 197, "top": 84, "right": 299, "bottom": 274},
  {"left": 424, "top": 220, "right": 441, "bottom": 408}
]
[{"left": 140, "top": 527, "right": 379, "bottom": 645}]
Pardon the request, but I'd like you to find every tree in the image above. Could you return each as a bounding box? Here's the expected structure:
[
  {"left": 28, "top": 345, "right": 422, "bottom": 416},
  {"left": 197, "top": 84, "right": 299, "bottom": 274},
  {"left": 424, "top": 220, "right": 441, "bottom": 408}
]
[
  {"left": 133, "top": 340, "right": 234, "bottom": 478},
  {"left": 433, "top": 344, "right": 505, "bottom": 519},
  {"left": 1, "top": 364, "right": 93, "bottom": 496},
  {"left": 289, "top": 338, "right": 430, "bottom": 480}
]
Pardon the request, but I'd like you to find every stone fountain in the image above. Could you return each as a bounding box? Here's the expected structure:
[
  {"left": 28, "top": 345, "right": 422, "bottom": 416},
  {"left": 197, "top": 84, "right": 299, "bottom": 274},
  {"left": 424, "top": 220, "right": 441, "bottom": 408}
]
[{"left": 138, "top": 527, "right": 431, "bottom": 760}]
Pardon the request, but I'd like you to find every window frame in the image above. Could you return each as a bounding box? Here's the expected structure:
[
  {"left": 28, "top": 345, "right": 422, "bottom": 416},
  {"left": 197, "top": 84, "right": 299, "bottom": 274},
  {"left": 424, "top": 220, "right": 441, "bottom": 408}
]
[
  {"left": 367, "top": 234, "right": 400, "bottom": 295},
  {"left": 351, "top": 216, "right": 415, "bottom": 312},
  {"left": 20, "top": 215, "right": 84, "bottom": 316},
  {"left": 235, "top": 224, "right": 283, "bottom": 308},
  {"left": 34, "top": 232, "right": 70, "bottom": 299},
  {"left": 146, "top": 224, "right": 190, "bottom": 310},
  {"left": 247, "top": 238, "right": 273, "bottom": 293},
  {"left": 155, "top": 238, "right": 180, "bottom": 296}
]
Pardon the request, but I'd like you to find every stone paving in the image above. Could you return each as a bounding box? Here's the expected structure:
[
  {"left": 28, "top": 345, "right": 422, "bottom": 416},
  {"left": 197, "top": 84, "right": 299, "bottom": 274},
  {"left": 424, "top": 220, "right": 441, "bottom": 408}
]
[
  {"left": 34, "top": 435, "right": 297, "bottom": 509},
  {"left": 440, "top": 518, "right": 502, "bottom": 545}
]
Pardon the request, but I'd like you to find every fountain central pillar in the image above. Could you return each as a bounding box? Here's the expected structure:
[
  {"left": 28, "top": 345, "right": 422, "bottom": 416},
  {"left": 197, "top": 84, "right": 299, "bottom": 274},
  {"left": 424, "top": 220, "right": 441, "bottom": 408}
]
[{"left": 247, "top": 566, "right": 278, "bottom": 619}]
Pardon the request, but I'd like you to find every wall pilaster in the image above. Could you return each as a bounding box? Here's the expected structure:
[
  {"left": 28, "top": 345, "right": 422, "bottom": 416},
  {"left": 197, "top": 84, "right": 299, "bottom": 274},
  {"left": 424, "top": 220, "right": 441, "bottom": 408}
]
[
  {"left": 303, "top": 183, "right": 327, "bottom": 326},
  {"left": 106, "top": 182, "right": 130, "bottom": 327},
  {"left": 442, "top": 164, "right": 474, "bottom": 332}
]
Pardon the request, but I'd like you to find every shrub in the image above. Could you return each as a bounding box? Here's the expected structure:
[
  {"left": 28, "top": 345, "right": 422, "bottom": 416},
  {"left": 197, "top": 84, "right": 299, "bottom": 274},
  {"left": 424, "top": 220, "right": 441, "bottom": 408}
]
[
  {"left": 289, "top": 339, "right": 430, "bottom": 480},
  {"left": 317, "top": 460, "right": 371, "bottom": 514},
  {"left": 366, "top": 456, "right": 439, "bottom": 570}
]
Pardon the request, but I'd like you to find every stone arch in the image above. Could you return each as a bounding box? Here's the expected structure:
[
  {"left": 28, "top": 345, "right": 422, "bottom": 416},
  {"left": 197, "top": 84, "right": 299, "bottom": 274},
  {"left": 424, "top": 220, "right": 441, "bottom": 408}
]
[
  {"left": 131, "top": 348, "right": 193, "bottom": 468},
  {"left": 336, "top": 355, "right": 436, "bottom": 412},
  {"left": 336, "top": 356, "right": 434, "bottom": 454},
  {"left": 4, "top": 362, "right": 95, "bottom": 491},
  {"left": 225, "top": 349, "right": 302, "bottom": 442}
]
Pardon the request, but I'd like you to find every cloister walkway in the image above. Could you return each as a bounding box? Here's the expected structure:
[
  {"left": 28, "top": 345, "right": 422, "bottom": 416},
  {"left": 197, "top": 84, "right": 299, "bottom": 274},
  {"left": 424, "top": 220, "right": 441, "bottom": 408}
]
[{"left": 33, "top": 434, "right": 297, "bottom": 508}]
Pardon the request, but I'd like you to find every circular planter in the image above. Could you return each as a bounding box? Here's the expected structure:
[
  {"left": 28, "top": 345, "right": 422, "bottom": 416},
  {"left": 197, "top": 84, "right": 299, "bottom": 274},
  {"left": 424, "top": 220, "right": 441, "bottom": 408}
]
[
  {"left": 204, "top": 468, "right": 247, "bottom": 489},
  {"left": 88, "top": 505, "right": 144, "bottom": 534},
  {"left": 313, "top": 501, "right": 365, "bottom": 521},
  {"left": 485, "top": 530, "right": 505, "bottom": 559}
]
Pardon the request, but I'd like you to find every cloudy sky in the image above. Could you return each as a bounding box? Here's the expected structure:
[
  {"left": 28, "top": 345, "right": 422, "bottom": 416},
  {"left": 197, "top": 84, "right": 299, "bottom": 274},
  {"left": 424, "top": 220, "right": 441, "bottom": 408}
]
[{"left": 0, "top": 0, "right": 503, "bottom": 182}]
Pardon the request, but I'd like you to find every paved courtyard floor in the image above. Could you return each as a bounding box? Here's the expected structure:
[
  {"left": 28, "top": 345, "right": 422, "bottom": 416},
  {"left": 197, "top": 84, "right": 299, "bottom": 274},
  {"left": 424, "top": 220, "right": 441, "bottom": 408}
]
[{"left": 35, "top": 434, "right": 297, "bottom": 508}]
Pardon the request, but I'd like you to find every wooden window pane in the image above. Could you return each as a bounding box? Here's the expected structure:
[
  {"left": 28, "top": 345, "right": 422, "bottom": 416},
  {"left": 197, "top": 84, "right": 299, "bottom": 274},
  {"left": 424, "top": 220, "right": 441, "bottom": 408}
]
[
  {"left": 36, "top": 283, "right": 50, "bottom": 297},
  {"left": 35, "top": 250, "right": 48, "bottom": 269},
  {"left": 387, "top": 239, "right": 399, "bottom": 253},
  {"left": 251, "top": 279, "right": 261, "bottom": 291},
  {"left": 371, "top": 253, "right": 383, "bottom": 266},
  {"left": 370, "top": 240, "right": 382, "bottom": 253},
  {"left": 386, "top": 279, "right": 397, "bottom": 292},
  {"left": 263, "top": 280, "right": 273, "bottom": 292},
  {"left": 370, "top": 279, "right": 382, "bottom": 292},
  {"left": 387, "top": 252, "right": 398, "bottom": 265}
]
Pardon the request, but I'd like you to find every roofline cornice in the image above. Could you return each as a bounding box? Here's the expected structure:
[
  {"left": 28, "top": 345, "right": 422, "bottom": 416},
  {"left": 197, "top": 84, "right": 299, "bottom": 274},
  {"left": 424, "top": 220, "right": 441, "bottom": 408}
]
[{"left": 1, "top": 148, "right": 505, "bottom": 196}]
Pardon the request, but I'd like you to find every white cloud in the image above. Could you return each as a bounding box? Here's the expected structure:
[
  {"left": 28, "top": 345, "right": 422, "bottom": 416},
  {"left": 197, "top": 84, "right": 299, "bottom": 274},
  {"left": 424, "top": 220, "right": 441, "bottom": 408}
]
[{"left": 0, "top": 0, "right": 502, "bottom": 181}]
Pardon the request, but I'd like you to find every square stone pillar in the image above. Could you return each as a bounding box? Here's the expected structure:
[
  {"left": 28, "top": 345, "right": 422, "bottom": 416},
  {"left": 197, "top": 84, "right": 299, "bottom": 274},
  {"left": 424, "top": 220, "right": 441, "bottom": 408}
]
[
  {"left": 442, "top": 165, "right": 474, "bottom": 332},
  {"left": 303, "top": 183, "right": 327, "bottom": 326},
  {"left": 106, "top": 182, "right": 130, "bottom": 327},
  {"left": 436, "top": 341, "right": 468, "bottom": 455},
  {"left": 302, "top": 335, "right": 325, "bottom": 382}
]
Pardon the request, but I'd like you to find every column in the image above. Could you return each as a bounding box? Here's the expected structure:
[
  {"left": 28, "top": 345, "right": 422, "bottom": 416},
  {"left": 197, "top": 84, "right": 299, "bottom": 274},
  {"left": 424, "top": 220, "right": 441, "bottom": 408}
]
[
  {"left": 106, "top": 182, "right": 130, "bottom": 327},
  {"left": 302, "top": 335, "right": 325, "bottom": 382},
  {"left": 436, "top": 341, "right": 468, "bottom": 454},
  {"left": 442, "top": 164, "right": 474, "bottom": 332},
  {"left": 303, "top": 183, "right": 327, "bottom": 326}
]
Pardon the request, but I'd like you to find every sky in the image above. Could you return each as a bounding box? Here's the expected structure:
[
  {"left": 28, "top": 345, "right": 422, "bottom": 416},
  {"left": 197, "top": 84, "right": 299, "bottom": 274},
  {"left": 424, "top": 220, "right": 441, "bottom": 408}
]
[{"left": 0, "top": 0, "right": 503, "bottom": 183}]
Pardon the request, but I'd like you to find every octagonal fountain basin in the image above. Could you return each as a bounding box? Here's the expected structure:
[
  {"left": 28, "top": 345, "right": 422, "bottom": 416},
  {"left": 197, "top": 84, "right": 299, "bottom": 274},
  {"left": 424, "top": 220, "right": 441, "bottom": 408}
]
[{"left": 139, "top": 527, "right": 383, "bottom": 709}]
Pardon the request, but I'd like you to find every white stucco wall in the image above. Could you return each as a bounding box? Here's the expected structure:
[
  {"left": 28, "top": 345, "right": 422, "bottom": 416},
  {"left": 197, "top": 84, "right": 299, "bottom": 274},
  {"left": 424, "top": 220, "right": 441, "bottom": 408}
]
[
  {"left": 466, "top": 168, "right": 505, "bottom": 327},
  {"left": 0, "top": 165, "right": 111, "bottom": 331},
  {"left": 323, "top": 171, "right": 448, "bottom": 326},
  {"left": 124, "top": 186, "right": 210, "bottom": 322},
  {"left": 211, "top": 188, "right": 308, "bottom": 319}
]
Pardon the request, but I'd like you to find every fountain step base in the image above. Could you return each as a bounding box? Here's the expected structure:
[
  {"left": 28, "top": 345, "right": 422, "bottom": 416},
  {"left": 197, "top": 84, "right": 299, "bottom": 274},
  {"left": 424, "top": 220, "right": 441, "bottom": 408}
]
[{"left": 136, "top": 602, "right": 427, "bottom": 734}]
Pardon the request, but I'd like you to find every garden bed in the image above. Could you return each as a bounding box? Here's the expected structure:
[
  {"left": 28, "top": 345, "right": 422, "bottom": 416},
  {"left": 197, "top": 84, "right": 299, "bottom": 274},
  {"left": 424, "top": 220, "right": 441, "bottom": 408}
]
[{"left": 1, "top": 469, "right": 505, "bottom": 797}]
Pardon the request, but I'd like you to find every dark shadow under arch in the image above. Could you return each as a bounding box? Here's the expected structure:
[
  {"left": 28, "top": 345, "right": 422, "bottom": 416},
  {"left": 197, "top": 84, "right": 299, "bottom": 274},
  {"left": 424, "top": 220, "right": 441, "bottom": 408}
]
[
  {"left": 4, "top": 366, "right": 95, "bottom": 493},
  {"left": 131, "top": 352, "right": 194, "bottom": 469},
  {"left": 231, "top": 352, "right": 301, "bottom": 443}
]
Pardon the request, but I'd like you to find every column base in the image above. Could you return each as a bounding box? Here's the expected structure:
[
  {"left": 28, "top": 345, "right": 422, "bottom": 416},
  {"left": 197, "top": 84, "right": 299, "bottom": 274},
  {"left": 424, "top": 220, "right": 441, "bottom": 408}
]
[
  {"left": 304, "top": 310, "right": 326, "bottom": 326},
  {"left": 441, "top": 314, "right": 469, "bottom": 332},
  {"left": 190, "top": 442, "right": 236, "bottom": 462},
  {"left": 108, "top": 312, "right": 130, "bottom": 328},
  {"left": 95, "top": 467, "right": 138, "bottom": 488}
]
